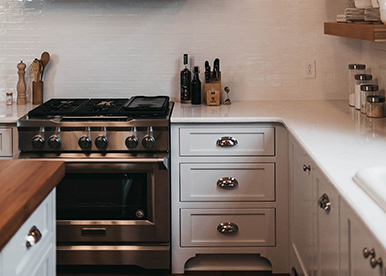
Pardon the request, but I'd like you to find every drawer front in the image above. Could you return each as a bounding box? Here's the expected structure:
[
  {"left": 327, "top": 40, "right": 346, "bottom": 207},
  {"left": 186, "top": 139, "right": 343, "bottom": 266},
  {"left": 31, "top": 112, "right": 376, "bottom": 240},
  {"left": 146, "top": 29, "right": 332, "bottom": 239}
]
[
  {"left": 180, "top": 163, "right": 275, "bottom": 202},
  {"left": 0, "top": 129, "right": 12, "bottom": 157},
  {"left": 180, "top": 209, "right": 275, "bottom": 247},
  {"left": 179, "top": 126, "right": 275, "bottom": 156},
  {"left": 2, "top": 190, "right": 55, "bottom": 276}
]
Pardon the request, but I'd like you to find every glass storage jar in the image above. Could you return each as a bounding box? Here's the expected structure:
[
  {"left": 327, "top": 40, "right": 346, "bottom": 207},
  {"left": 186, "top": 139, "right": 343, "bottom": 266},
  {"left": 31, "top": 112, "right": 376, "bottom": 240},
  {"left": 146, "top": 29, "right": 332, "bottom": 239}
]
[
  {"left": 349, "top": 64, "right": 366, "bottom": 106},
  {"left": 366, "top": 95, "right": 385, "bottom": 118},
  {"left": 6, "top": 92, "right": 13, "bottom": 106},
  {"left": 355, "top": 74, "right": 372, "bottom": 110},
  {"left": 360, "top": 84, "right": 379, "bottom": 113}
]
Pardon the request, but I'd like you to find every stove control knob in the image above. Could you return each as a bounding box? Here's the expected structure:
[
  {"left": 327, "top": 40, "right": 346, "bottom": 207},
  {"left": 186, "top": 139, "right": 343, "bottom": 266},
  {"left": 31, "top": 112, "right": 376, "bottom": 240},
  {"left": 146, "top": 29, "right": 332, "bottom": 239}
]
[
  {"left": 31, "top": 135, "right": 45, "bottom": 149},
  {"left": 48, "top": 135, "right": 61, "bottom": 149},
  {"left": 78, "top": 136, "right": 92, "bottom": 150},
  {"left": 125, "top": 136, "right": 138, "bottom": 149},
  {"left": 142, "top": 135, "right": 155, "bottom": 149},
  {"left": 95, "top": 135, "right": 108, "bottom": 150}
]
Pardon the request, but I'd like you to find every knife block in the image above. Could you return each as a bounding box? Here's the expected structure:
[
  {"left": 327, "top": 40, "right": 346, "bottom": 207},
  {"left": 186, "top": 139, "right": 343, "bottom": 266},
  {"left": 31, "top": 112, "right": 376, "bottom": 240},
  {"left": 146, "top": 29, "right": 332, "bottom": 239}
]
[
  {"left": 205, "top": 72, "right": 221, "bottom": 106},
  {"left": 33, "top": 81, "right": 43, "bottom": 105}
]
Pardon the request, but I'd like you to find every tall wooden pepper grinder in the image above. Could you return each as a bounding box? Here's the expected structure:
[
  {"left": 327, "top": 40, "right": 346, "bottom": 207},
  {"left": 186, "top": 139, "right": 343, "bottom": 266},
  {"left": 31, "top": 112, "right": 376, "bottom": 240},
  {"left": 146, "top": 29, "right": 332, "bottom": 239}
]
[{"left": 16, "top": 61, "right": 27, "bottom": 105}]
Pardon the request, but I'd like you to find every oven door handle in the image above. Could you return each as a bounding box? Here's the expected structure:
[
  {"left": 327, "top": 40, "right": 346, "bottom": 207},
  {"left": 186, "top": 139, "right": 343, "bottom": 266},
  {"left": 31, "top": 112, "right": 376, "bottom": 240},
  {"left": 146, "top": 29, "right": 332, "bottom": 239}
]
[{"left": 55, "top": 157, "right": 169, "bottom": 170}]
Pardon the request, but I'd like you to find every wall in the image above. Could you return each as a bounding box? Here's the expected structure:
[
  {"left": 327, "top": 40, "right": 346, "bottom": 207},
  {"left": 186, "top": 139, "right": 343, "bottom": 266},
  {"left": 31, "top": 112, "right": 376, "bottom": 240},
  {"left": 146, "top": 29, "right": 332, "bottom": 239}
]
[
  {"left": 0, "top": 0, "right": 361, "bottom": 103},
  {"left": 362, "top": 42, "right": 386, "bottom": 93}
]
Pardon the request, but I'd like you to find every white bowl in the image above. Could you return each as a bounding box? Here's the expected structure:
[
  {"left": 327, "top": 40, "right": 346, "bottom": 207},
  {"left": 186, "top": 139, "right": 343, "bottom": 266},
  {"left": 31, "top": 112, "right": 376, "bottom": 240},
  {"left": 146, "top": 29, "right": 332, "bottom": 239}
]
[
  {"left": 355, "top": 0, "right": 373, "bottom": 8},
  {"left": 380, "top": 8, "right": 386, "bottom": 23},
  {"left": 379, "top": 0, "right": 386, "bottom": 8}
]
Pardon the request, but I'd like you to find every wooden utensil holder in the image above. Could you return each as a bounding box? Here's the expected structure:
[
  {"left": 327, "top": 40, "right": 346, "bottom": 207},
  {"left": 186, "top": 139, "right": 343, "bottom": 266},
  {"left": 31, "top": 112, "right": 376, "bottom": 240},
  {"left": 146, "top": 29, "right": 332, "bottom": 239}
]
[
  {"left": 205, "top": 72, "right": 221, "bottom": 106},
  {"left": 33, "top": 81, "right": 43, "bottom": 105}
]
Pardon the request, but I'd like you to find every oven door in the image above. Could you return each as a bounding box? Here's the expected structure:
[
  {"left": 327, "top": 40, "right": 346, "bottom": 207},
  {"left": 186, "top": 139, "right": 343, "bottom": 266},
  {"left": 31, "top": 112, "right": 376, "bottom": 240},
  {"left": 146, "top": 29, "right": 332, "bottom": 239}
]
[{"left": 56, "top": 157, "right": 169, "bottom": 244}]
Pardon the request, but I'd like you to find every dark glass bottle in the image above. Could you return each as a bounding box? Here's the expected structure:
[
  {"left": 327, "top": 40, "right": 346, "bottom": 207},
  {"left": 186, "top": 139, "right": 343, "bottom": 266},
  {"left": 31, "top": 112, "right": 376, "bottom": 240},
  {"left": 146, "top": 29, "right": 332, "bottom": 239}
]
[
  {"left": 180, "top": 54, "right": 191, "bottom": 103},
  {"left": 191, "top": 66, "right": 201, "bottom": 105}
]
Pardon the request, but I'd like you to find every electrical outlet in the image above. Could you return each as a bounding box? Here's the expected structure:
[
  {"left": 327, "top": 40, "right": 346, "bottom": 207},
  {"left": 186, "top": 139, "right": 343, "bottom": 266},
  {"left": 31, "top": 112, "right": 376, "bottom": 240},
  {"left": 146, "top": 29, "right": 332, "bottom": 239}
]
[{"left": 304, "top": 60, "right": 316, "bottom": 79}]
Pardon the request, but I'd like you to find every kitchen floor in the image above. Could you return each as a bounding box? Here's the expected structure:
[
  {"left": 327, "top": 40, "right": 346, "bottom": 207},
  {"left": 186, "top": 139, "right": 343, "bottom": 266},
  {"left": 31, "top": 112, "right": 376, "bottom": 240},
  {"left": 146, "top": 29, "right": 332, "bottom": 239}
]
[{"left": 57, "top": 266, "right": 289, "bottom": 276}]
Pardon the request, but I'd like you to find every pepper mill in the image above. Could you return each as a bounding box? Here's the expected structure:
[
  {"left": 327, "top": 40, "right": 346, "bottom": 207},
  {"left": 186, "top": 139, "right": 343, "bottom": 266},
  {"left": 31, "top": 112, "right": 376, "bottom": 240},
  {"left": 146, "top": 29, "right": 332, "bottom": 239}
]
[{"left": 17, "top": 61, "right": 27, "bottom": 105}]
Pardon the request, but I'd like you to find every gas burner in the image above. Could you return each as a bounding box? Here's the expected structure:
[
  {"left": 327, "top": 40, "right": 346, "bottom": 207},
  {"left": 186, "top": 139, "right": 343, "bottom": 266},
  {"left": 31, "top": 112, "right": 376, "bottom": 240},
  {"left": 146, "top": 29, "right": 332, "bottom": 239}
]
[
  {"left": 49, "top": 100, "right": 75, "bottom": 111},
  {"left": 96, "top": 100, "right": 115, "bottom": 107},
  {"left": 28, "top": 99, "right": 89, "bottom": 118},
  {"left": 74, "top": 99, "right": 129, "bottom": 116}
]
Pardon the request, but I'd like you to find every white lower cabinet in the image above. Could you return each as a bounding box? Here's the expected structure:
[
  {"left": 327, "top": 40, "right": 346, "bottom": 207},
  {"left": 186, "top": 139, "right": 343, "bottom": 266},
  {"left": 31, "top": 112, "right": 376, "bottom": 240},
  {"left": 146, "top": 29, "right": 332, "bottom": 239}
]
[
  {"left": 290, "top": 136, "right": 340, "bottom": 276},
  {"left": 0, "top": 189, "right": 56, "bottom": 276},
  {"left": 0, "top": 128, "right": 12, "bottom": 157},
  {"left": 171, "top": 123, "right": 289, "bottom": 274},
  {"left": 290, "top": 138, "right": 315, "bottom": 276},
  {"left": 340, "top": 198, "right": 386, "bottom": 276},
  {"left": 315, "top": 168, "right": 340, "bottom": 276}
]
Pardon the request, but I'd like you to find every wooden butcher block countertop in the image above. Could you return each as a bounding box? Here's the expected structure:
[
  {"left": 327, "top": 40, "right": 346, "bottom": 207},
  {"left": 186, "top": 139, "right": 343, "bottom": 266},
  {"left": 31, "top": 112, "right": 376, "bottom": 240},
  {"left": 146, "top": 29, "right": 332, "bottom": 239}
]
[{"left": 0, "top": 160, "right": 65, "bottom": 251}]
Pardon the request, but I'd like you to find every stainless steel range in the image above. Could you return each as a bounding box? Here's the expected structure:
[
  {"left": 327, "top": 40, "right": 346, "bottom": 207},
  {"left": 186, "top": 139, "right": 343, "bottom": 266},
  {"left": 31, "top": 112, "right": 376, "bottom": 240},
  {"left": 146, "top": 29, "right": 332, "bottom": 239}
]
[{"left": 17, "top": 96, "right": 173, "bottom": 269}]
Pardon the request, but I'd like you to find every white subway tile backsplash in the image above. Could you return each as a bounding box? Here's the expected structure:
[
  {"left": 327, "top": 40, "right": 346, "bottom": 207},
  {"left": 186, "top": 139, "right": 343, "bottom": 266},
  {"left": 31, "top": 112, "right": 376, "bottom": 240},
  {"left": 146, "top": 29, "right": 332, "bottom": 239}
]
[{"left": 0, "top": 0, "right": 359, "bottom": 102}]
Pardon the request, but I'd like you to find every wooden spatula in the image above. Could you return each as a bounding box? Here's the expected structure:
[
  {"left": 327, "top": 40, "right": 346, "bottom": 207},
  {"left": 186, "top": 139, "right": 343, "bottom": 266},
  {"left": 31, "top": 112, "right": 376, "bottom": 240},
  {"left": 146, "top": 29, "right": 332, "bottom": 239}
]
[
  {"left": 40, "top": 52, "right": 50, "bottom": 81},
  {"left": 32, "top": 59, "right": 41, "bottom": 83}
]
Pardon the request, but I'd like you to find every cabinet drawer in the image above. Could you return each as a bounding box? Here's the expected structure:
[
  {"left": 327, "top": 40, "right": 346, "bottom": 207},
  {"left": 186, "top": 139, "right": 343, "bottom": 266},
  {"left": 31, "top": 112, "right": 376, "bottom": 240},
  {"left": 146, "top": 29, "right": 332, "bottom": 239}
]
[
  {"left": 180, "top": 163, "right": 275, "bottom": 202},
  {"left": 179, "top": 126, "right": 275, "bottom": 156},
  {"left": 0, "top": 128, "right": 12, "bottom": 157},
  {"left": 180, "top": 209, "right": 275, "bottom": 247},
  {"left": 1, "top": 190, "right": 55, "bottom": 275}
]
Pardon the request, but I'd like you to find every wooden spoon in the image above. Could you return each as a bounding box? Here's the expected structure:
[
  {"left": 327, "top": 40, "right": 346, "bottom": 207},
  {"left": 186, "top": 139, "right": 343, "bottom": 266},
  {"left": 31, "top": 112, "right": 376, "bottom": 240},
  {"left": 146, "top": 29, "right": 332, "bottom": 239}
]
[
  {"left": 40, "top": 52, "right": 50, "bottom": 81},
  {"left": 32, "top": 59, "right": 41, "bottom": 83}
]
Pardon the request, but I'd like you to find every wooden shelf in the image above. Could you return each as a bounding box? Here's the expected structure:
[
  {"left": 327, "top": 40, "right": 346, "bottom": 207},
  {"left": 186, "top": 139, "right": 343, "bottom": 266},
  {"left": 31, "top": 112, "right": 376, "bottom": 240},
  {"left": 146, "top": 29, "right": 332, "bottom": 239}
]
[{"left": 324, "top": 22, "right": 386, "bottom": 41}]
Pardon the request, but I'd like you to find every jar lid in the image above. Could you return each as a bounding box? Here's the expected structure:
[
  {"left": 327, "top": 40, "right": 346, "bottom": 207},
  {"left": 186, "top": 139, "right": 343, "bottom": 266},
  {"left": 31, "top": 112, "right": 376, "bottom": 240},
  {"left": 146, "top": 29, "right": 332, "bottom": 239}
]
[
  {"left": 367, "top": 95, "right": 385, "bottom": 103},
  {"left": 360, "top": 84, "right": 379, "bottom": 91},
  {"left": 354, "top": 74, "right": 372, "bottom": 80},
  {"left": 349, "top": 64, "right": 366, "bottom": 70}
]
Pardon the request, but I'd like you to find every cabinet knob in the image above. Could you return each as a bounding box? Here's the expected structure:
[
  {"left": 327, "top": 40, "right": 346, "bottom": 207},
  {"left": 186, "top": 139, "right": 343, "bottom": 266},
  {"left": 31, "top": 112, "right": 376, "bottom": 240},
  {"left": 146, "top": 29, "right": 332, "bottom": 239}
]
[
  {"left": 217, "top": 177, "right": 238, "bottom": 188},
  {"left": 26, "top": 226, "right": 42, "bottom": 248},
  {"left": 303, "top": 165, "right": 311, "bottom": 172},
  {"left": 318, "top": 193, "right": 331, "bottom": 212},
  {"left": 217, "top": 222, "right": 239, "bottom": 233},
  {"left": 370, "top": 257, "right": 383, "bottom": 268},
  {"left": 216, "top": 136, "right": 238, "bottom": 147},
  {"left": 363, "top": 248, "right": 376, "bottom": 259}
]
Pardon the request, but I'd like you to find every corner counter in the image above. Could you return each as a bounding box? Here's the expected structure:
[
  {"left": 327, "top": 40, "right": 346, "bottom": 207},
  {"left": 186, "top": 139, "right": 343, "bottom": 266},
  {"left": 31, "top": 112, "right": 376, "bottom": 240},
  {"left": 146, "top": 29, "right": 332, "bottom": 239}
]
[{"left": 171, "top": 100, "right": 386, "bottom": 249}]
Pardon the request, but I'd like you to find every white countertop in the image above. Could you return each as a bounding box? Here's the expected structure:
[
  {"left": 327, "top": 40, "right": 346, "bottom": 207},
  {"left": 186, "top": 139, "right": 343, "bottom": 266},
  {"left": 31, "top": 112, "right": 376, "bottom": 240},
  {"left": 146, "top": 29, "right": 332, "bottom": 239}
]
[
  {"left": 0, "top": 102, "right": 37, "bottom": 123},
  {"left": 171, "top": 100, "right": 386, "bottom": 249}
]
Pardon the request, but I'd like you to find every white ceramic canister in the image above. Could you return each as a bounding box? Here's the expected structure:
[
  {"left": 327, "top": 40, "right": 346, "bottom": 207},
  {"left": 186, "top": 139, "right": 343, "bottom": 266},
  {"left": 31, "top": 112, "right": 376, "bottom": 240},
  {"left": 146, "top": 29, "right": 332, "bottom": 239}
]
[
  {"left": 355, "top": 74, "right": 372, "bottom": 110},
  {"left": 348, "top": 64, "right": 366, "bottom": 106}
]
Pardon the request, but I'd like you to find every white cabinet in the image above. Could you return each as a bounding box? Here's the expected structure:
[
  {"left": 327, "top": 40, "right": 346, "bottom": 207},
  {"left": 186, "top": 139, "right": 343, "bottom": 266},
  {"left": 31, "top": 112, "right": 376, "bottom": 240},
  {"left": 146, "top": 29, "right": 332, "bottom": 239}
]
[
  {"left": 290, "top": 137, "right": 316, "bottom": 276},
  {"left": 315, "top": 168, "right": 340, "bottom": 276},
  {"left": 290, "top": 137, "right": 340, "bottom": 276},
  {"left": 171, "top": 123, "right": 289, "bottom": 274},
  {"left": 340, "top": 198, "right": 386, "bottom": 276},
  {"left": 0, "top": 189, "right": 56, "bottom": 276},
  {"left": 0, "top": 127, "right": 13, "bottom": 158}
]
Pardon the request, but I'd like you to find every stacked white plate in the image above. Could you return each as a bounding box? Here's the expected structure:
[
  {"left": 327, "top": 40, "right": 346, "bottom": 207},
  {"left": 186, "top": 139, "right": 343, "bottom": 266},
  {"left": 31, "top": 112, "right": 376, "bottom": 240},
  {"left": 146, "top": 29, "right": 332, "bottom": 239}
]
[
  {"left": 345, "top": 8, "right": 366, "bottom": 21},
  {"left": 364, "top": 7, "right": 381, "bottom": 21}
]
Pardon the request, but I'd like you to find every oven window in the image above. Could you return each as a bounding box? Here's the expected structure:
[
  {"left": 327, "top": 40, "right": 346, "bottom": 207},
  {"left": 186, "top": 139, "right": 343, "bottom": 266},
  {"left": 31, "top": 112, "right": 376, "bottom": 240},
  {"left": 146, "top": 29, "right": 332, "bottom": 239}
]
[{"left": 56, "top": 173, "right": 148, "bottom": 220}]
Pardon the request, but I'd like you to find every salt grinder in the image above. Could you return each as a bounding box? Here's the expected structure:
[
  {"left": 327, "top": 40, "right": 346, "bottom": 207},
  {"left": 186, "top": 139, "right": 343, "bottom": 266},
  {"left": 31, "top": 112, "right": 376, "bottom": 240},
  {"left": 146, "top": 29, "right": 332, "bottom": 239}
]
[{"left": 17, "top": 61, "right": 27, "bottom": 105}]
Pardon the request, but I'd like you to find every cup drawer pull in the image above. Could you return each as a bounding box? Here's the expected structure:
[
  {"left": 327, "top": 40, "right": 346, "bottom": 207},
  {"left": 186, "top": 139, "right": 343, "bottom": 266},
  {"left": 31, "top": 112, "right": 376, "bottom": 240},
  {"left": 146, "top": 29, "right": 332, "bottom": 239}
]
[
  {"left": 26, "top": 226, "right": 42, "bottom": 248},
  {"left": 217, "top": 177, "right": 239, "bottom": 188},
  {"left": 216, "top": 136, "right": 238, "bottom": 147},
  {"left": 217, "top": 222, "right": 239, "bottom": 233}
]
